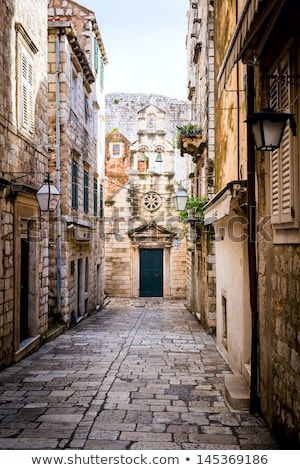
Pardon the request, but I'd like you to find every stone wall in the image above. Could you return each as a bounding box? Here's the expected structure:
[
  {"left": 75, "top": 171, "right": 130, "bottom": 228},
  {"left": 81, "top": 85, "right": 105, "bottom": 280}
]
[
  {"left": 105, "top": 93, "right": 188, "bottom": 143},
  {"left": 104, "top": 94, "right": 188, "bottom": 299},
  {"left": 47, "top": 1, "right": 106, "bottom": 324},
  {"left": 0, "top": 0, "right": 49, "bottom": 367},
  {"left": 105, "top": 130, "right": 131, "bottom": 199},
  {"left": 257, "top": 163, "right": 300, "bottom": 445},
  {"left": 105, "top": 173, "right": 187, "bottom": 299}
]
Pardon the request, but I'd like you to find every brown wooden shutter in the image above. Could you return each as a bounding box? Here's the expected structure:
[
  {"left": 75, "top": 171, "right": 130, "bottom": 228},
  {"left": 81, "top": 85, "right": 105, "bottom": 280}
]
[{"left": 270, "top": 58, "right": 294, "bottom": 225}]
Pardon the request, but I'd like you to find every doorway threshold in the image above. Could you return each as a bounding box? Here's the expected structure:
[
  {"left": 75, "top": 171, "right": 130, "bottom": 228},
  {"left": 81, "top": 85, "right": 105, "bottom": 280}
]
[{"left": 14, "top": 335, "right": 41, "bottom": 363}]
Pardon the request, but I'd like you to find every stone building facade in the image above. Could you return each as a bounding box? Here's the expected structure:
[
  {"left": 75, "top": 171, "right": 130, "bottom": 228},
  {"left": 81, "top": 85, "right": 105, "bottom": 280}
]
[
  {"left": 184, "top": 0, "right": 216, "bottom": 332},
  {"left": 0, "top": 0, "right": 107, "bottom": 369},
  {"left": 47, "top": 0, "right": 107, "bottom": 326},
  {"left": 0, "top": 0, "right": 49, "bottom": 367},
  {"left": 105, "top": 130, "right": 131, "bottom": 200},
  {"left": 201, "top": 0, "right": 251, "bottom": 395},
  {"left": 209, "top": 0, "right": 300, "bottom": 447},
  {"left": 104, "top": 94, "right": 188, "bottom": 299}
]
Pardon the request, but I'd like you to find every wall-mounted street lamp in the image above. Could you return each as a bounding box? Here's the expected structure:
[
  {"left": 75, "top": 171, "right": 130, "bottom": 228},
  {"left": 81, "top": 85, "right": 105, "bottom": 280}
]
[
  {"left": 246, "top": 107, "right": 297, "bottom": 151},
  {"left": 36, "top": 173, "right": 60, "bottom": 212},
  {"left": 173, "top": 185, "right": 188, "bottom": 211},
  {"left": 173, "top": 174, "right": 214, "bottom": 212},
  {"left": 4, "top": 171, "right": 60, "bottom": 212}
]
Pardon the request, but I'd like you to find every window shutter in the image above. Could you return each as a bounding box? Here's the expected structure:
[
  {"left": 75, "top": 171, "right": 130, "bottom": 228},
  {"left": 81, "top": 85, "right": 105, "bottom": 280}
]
[
  {"left": 99, "top": 184, "right": 104, "bottom": 219},
  {"left": 270, "top": 58, "right": 294, "bottom": 225},
  {"left": 94, "top": 37, "right": 99, "bottom": 73},
  {"left": 84, "top": 170, "right": 89, "bottom": 213},
  {"left": 271, "top": 148, "right": 279, "bottom": 222},
  {"left": 72, "top": 160, "right": 79, "bottom": 210},
  {"left": 100, "top": 58, "right": 104, "bottom": 89},
  {"left": 93, "top": 178, "right": 98, "bottom": 216},
  {"left": 20, "top": 47, "right": 34, "bottom": 134},
  {"left": 281, "top": 125, "right": 293, "bottom": 223}
]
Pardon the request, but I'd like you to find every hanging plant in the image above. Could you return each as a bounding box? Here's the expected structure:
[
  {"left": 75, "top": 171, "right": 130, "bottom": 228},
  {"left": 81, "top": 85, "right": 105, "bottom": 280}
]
[
  {"left": 176, "top": 123, "right": 202, "bottom": 135},
  {"left": 176, "top": 123, "right": 203, "bottom": 156},
  {"left": 178, "top": 196, "right": 207, "bottom": 225}
]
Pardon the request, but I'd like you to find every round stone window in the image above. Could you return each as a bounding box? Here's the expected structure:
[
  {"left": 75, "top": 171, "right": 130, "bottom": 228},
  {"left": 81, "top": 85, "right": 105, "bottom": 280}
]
[{"left": 142, "top": 192, "right": 161, "bottom": 211}]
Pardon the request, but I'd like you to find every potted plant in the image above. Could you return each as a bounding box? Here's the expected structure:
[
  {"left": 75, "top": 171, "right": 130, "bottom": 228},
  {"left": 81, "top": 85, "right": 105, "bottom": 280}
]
[{"left": 176, "top": 123, "right": 203, "bottom": 156}]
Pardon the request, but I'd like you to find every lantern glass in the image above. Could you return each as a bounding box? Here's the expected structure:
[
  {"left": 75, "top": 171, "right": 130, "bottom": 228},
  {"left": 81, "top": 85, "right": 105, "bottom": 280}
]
[
  {"left": 252, "top": 119, "right": 286, "bottom": 151},
  {"left": 246, "top": 108, "right": 296, "bottom": 151},
  {"left": 173, "top": 186, "right": 188, "bottom": 211},
  {"left": 36, "top": 180, "right": 60, "bottom": 211}
]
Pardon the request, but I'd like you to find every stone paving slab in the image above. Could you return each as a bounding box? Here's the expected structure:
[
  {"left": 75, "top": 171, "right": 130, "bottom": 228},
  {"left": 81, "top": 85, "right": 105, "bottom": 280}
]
[{"left": 0, "top": 297, "right": 280, "bottom": 450}]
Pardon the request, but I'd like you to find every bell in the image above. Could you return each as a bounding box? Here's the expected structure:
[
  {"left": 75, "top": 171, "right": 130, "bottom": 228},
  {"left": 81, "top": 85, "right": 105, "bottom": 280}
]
[
  {"left": 155, "top": 152, "right": 163, "bottom": 162},
  {"left": 139, "top": 153, "right": 148, "bottom": 162}
]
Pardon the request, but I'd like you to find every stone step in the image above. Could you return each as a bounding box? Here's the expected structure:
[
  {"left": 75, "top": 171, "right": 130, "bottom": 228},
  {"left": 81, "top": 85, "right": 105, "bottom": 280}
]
[{"left": 224, "top": 374, "right": 250, "bottom": 411}]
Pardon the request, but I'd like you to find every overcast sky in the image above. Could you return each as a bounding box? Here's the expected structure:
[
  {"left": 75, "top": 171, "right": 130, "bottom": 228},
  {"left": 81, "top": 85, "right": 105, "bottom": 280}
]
[{"left": 81, "top": 0, "right": 189, "bottom": 100}]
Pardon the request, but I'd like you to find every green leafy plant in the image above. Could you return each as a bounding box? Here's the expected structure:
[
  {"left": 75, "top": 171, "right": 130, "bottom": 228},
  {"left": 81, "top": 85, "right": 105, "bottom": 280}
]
[
  {"left": 179, "top": 196, "right": 207, "bottom": 224},
  {"left": 176, "top": 123, "right": 202, "bottom": 136},
  {"left": 175, "top": 123, "right": 203, "bottom": 155}
]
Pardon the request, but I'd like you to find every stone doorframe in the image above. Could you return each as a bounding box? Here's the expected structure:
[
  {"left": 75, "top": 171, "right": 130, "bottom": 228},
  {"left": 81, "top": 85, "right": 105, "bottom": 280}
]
[
  {"left": 14, "top": 191, "right": 41, "bottom": 358},
  {"left": 128, "top": 221, "right": 176, "bottom": 298}
]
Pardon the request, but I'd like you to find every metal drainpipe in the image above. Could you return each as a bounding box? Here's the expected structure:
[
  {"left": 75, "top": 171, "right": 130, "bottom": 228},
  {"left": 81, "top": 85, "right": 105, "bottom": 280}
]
[
  {"left": 246, "top": 64, "right": 259, "bottom": 414},
  {"left": 55, "top": 28, "right": 62, "bottom": 317}
]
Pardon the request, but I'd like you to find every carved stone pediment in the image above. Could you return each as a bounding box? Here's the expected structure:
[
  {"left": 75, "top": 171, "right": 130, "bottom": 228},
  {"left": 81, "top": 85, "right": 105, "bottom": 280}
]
[{"left": 128, "top": 220, "right": 177, "bottom": 247}]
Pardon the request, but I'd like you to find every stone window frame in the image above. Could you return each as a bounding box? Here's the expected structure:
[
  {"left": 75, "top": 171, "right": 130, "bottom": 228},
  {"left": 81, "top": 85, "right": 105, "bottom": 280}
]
[{"left": 110, "top": 142, "right": 123, "bottom": 158}]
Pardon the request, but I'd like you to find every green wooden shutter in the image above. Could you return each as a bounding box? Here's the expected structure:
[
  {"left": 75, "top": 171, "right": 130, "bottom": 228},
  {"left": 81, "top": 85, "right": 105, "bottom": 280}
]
[
  {"left": 72, "top": 160, "right": 78, "bottom": 210},
  {"left": 84, "top": 170, "right": 89, "bottom": 213}
]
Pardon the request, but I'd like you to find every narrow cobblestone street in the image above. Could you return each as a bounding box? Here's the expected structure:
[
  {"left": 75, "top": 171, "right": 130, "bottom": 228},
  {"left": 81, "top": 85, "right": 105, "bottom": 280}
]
[{"left": 0, "top": 298, "right": 279, "bottom": 450}]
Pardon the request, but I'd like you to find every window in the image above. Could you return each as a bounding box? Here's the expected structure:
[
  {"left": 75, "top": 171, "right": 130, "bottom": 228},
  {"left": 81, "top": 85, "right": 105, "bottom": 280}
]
[
  {"left": 85, "top": 95, "right": 92, "bottom": 124},
  {"left": 94, "top": 37, "right": 99, "bottom": 73},
  {"left": 269, "top": 47, "right": 298, "bottom": 229},
  {"left": 99, "top": 184, "right": 104, "bottom": 218},
  {"left": 109, "top": 142, "right": 124, "bottom": 158},
  {"left": 85, "top": 258, "right": 89, "bottom": 293},
  {"left": 93, "top": 178, "right": 98, "bottom": 216},
  {"left": 112, "top": 143, "right": 121, "bottom": 156},
  {"left": 99, "top": 57, "right": 104, "bottom": 89},
  {"left": 84, "top": 170, "right": 89, "bottom": 213},
  {"left": 93, "top": 106, "right": 98, "bottom": 140},
  {"left": 72, "top": 159, "right": 78, "bottom": 210},
  {"left": 71, "top": 67, "right": 78, "bottom": 111},
  {"left": 143, "top": 192, "right": 161, "bottom": 211},
  {"left": 17, "top": 28, "right": 37, "bottom": 136},
  {"left": 222, "top": 291, "right": 228, "bottom": 351}
]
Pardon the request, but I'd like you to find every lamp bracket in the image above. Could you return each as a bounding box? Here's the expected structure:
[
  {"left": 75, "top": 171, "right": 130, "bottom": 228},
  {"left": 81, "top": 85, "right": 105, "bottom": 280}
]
[{"left": 267, "top": 74, "right": 300, "bottom": 87}]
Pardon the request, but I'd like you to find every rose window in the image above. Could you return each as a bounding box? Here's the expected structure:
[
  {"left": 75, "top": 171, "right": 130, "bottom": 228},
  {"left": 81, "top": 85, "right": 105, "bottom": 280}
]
[{"left": 143, "top": 192, "right": 161, "bottom": 211}]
